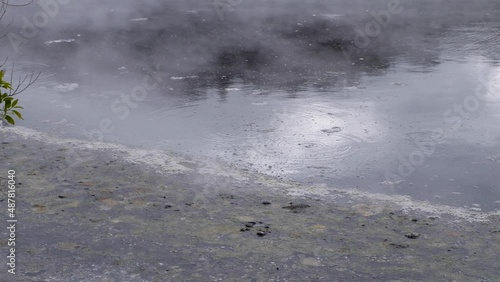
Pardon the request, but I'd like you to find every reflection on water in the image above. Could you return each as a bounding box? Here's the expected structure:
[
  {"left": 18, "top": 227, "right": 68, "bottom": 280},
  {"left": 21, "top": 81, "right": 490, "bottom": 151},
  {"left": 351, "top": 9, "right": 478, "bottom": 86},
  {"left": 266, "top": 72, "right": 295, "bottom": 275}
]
[{"left": 2, "top": 0, "right": 500, "bottom": 211}]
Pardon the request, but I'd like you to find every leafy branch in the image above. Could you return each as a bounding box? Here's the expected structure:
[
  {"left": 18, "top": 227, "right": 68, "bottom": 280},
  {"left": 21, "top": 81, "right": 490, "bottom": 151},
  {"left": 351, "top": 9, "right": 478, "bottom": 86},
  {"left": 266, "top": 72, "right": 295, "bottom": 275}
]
[
  {"left": 0, "top": 69, "right": 24, "bottom": 125},
  {"left": 0, "top": 0, "right": 38, "bottom": 125}
]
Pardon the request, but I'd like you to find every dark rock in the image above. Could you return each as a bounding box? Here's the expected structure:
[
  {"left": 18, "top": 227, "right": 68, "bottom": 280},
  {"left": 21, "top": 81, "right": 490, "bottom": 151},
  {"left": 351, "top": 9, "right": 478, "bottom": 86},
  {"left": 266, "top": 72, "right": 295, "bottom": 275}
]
[
  {"left": 405, "top": 232, "right": 421, "bottom": 239},
  {"left": 219, "top": 194, "right": 235, "bottom": 200},
  {"left": 262, "top": 201, "right": 272, "bottom": 205},
  {"left": 245, "top": 222, "right": 256, "bottom": 228},
  {"left": 165, "top": 205, "right": 172, "bottom": 209},
  {"left": 321, "top": 127, "right": 342, "bottom": 134},
  {"left": 58, "top": 196, "right": 66, "bottom": 199},
  {"left": 257, "top": 231, "right": 267, "bottom": 237}
]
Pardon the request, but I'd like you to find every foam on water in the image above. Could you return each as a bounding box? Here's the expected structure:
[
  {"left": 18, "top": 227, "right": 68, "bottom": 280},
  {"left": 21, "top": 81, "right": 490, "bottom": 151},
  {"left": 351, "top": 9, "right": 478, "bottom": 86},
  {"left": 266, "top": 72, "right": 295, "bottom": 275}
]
[
  {"left": 1, "top": 126, "right": 192, "bottom": 174},
  {"left": 52, "top": 83, "right": 79, "bottom": 92},
  {"left": 44, "top": 39, "right": 76, "bottom": 44},
  {"left": 130, "top": 18, "right": 149, "bottom": 22}
]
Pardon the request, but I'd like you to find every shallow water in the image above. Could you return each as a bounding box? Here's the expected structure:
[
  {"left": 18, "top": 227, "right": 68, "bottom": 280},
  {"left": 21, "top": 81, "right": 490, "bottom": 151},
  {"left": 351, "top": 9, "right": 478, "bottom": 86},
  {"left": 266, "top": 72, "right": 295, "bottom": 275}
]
[{"left": 2, "top": 0, "right": 500, "bottom": 211}]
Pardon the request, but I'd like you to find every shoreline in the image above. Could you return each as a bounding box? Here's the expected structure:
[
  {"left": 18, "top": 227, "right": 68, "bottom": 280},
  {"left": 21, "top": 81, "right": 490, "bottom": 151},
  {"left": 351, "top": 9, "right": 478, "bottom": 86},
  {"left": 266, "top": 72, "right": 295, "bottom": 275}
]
[
  {"left": 1, "top": 126, "right": 499, "bottom": 281},
  {"left": 2, "top": 126, "right": 499, "bottom": 221}
]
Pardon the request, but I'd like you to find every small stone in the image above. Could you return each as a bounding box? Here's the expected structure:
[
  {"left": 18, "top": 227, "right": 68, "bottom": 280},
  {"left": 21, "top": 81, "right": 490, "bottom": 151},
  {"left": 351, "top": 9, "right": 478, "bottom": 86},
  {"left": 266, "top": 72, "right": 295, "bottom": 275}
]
[
  {"left": 257, "top": 231, "right": 267, "bottom": 237},
  {"left": 405, "top": 232, "right": 420, "bottom": 239},
  {"left": 262, "top": 201, "right": 272, "bottom": 205},
  {"left": 245, "top": 222, "right": 256, "bottom": 228},
  {"left": 58, "top": 196, "right": 66, "bottom": 199}
]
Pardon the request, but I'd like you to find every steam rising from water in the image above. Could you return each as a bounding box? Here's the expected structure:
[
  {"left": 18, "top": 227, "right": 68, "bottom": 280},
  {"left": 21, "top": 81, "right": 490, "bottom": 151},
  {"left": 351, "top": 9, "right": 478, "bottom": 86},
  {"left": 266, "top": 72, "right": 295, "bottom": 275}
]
[{"left": 3, "top": 0, "right": 500, "bottom": 88}]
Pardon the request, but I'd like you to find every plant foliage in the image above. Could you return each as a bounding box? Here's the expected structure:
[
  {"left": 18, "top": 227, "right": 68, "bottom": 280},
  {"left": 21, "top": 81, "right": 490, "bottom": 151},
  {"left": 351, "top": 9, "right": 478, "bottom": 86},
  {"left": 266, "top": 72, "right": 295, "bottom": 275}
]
[{"left": 0, "top": 69, "right": 24, "bottom": 125}]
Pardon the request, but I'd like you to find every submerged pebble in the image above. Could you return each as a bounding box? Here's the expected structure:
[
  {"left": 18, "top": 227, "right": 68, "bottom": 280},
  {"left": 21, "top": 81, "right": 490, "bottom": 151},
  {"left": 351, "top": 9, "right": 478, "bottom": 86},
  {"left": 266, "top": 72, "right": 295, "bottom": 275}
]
[{"left": 321, "top": 127, "right": 342, "bottom": 134}]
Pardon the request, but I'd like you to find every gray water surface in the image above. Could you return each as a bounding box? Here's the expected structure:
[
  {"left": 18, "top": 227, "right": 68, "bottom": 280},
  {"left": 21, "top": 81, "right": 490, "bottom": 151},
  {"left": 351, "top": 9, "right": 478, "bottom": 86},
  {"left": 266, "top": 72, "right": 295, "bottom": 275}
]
[{"left": 2, "top": 0, "right": 499, "bottom": 211}]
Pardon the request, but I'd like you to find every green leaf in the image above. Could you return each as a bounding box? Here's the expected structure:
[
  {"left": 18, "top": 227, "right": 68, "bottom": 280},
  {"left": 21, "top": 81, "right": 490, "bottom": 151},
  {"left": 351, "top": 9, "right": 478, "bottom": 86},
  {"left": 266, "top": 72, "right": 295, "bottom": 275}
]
[
  {"left": 0, "top": 70, "right": 12, "bottom": 90},
  {"left": 11, "top": 110, "right": 23, "bottom": 119},
  {"left": 11, "top": 99, "right": 18, "bottom": 108},
  {"left": 5, "top": 100, "right": 11, "bottom": 109},
  {"left": 5, "top": 115, "right": 14, "bottom": 125},
  {"left": 14, "top": 106, "right": 24, "bottom": 109}
]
